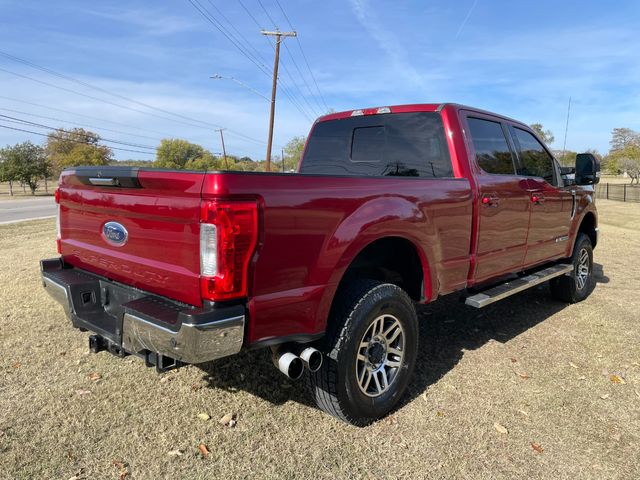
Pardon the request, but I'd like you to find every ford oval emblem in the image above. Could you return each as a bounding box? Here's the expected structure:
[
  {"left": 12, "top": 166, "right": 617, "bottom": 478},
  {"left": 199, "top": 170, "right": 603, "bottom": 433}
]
[{"left": 102, "top": 221, "right": 128, "bottom": 246}]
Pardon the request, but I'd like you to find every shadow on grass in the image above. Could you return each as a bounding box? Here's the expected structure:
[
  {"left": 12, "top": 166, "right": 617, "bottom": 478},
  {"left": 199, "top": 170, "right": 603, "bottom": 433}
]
[{"left": 196, "top": 265, "right": 607, "bottom": 414}]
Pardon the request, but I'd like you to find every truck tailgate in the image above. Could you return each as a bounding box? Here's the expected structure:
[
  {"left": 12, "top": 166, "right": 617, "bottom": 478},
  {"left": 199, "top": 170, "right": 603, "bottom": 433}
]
[{"left": 58, "top": 167, "right": 205, "bottom": 306}]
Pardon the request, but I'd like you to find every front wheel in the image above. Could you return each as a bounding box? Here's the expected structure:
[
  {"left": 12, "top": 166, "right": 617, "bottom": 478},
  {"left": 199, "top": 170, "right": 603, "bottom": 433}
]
[
  {"left": 308, "top": 280, "right": 418, "bottom": 426},
  {"left": 550, "top": 233, "right": 595, "bottom": 303}
]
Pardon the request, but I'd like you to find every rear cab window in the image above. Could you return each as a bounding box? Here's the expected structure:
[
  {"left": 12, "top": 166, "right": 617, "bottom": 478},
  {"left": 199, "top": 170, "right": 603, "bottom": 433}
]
[
  {"left": 466, "top": 117, "right": 516, "bottom": 175},
  {"left": 299, "top": 112, "right": 454, "bottom": 178}
]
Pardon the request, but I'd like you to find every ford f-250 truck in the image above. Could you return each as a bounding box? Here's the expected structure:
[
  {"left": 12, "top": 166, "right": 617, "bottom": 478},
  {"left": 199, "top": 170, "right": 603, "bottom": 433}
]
[{"left": 41, "top": 103, "right": 599, "bottom": 426}]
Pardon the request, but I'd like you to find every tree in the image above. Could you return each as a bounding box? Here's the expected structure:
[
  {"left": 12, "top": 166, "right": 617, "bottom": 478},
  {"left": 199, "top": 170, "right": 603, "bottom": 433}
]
[
  {"left": 282, "top": 136, "right": 306, "bottom": 171},
  {"left": 46, "top": 128, "right": 112, "bottom": 174},
  {"left": 154, "top": 139, "right": 216, "bottom": 169},
  {"left": 530, "top": 123, "right": 555, "bottom": 145},
  {"left": 0, "top": 146, "right": 19, "bottom": 195},
  {"left": 555, "top": 150, "right": 577, "bottom": 168},
  {"left": 2, "top": 141, "right": 49, "bottom": 194},
  {"left": 609, "top": 128, "right": 640, "bottom": 152},
  {"left": 184, "top": 151, "right": 222, "bottom": 171},
  {"left": 609, "top": 144, "right": 640, "bottom": 183}
]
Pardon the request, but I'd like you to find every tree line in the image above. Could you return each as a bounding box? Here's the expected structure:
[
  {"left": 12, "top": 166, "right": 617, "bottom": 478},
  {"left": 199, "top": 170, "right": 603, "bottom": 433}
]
[
  {"left": 4, "top": 122, "right": 638, "bottom": 196},
  {"left": 0, "top": 127, "right": 307, "bottom": 195}
]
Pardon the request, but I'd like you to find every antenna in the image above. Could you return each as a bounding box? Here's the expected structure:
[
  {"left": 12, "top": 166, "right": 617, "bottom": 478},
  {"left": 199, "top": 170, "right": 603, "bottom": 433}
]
[{"left": 561, "top": 97, "right": 571, "bottom": 164}]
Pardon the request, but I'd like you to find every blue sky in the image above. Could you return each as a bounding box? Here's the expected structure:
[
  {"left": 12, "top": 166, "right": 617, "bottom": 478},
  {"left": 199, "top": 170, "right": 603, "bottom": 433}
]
[{"left": 1, "top": 0, "right": 639, "bottom": 160}]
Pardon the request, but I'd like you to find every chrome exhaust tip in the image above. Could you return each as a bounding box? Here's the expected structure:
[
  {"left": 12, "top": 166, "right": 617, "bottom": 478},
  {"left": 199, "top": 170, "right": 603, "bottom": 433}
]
[
  {"left": 298, "top": 346, "right": 323, "bottom": 372},
  {"left": 272, "top": 350, "right": 304, "bottom": 380}
]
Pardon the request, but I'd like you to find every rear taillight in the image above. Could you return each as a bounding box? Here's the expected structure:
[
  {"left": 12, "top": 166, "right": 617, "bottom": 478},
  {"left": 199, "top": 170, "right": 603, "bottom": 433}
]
[
  {"left": 199, "top": 200, "right": 258, "bottom": 302},
  {"left": 55, "top": 188, "right": 61, "bottom": 254}
]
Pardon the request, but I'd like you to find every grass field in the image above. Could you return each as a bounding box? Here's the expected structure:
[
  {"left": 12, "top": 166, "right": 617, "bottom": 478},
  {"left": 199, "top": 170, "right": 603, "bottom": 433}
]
[
  {"left": 0, "top": 181, "right": 54, "bottom": 200},
  {"left": 0, "top": 200, "right": 638, "bottom": 479}
]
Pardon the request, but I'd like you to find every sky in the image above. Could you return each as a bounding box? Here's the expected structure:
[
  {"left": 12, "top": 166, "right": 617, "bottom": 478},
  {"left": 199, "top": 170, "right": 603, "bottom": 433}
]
[{"left": 1, "top": 0, "right": 639, "bottom": 160}]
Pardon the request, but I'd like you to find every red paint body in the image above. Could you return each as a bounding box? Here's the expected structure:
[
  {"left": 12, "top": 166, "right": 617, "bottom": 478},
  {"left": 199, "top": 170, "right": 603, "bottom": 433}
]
[{"left": 57, "top": 104, "right": 597, "bottom": 346}]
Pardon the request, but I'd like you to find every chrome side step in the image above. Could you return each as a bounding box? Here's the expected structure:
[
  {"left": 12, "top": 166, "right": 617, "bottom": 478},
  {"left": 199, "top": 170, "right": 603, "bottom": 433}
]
[{"left": 465, "top": 264, "right": 573, "bottom": 308}]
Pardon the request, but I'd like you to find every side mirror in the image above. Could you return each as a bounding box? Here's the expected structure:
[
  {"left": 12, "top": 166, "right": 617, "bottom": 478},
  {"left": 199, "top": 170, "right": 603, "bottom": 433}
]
[{"left": 575, "top": 153, "right": 600, "bottom": 185}]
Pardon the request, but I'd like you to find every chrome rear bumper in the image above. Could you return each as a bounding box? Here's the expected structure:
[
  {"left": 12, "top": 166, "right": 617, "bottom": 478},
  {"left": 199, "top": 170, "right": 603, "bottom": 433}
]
[{"left": 41, "top": 258, "right": 244, "bottom": 364}]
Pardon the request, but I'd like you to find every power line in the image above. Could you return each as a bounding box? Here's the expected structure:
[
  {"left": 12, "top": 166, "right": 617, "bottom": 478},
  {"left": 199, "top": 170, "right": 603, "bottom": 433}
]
[
  {"left": 255, "top": 0, "right": 322, "bottom": 117},
  {"left": 0, "top": 54, "right": 272, "bottom": 146},
  {"left": 0, "top": 107, "right": 163, "bottom": 143},
  {"left": 0, "top": 114, "right": 157, "bottom": 150},
  {"left": 274, "top": 0, "right": 329, "bottom": 111},
  {"left": 0, "top": 124, "right": 155, "bottom": 155},
  {"left": 0, "top": 95, "right": 173, "bottom": 137},
  {"left": 189, "top": 0, "right": 315, "bottom": 122},
  {"left": 1, "top": 50, "right": 235, "bottom": 133}
]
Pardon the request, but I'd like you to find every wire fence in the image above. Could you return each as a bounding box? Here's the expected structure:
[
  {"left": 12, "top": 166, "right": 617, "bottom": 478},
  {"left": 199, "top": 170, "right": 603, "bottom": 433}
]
[{"left": 596, "top": 183, "right": 640, "bottom": 203}]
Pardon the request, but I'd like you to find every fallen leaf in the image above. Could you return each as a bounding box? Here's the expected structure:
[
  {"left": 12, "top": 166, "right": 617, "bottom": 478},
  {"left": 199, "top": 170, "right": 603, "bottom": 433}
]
[
  {"left": 436, "top": 411, "right": 444, "bottom": 417},
  {"left": 531, "top": 442, "right": 544, "bottom": 453},
  {"left": 198, "top": 443, "right": 210, "bottom": 457},
  {"left": 518, "top": 409, "right": 529, "bottom": 417},
  {"left": 197, "top": 413, "right": 211, "bottom": 421},
  {"left": 600, "top": 394, "right": 610, "bottom": 400},
  {"left": 494, "top": 422, "right": 508, "bottom": 434},
  {"left": 160, "top": 376, "right": 174, "bottom": 384},
  {"left": 515, "top": 371, "right": 530, "bottom": 379},
  {"left": 569, "top": 362, "right": 579, "bottom": 369},
  {"left": 219, "top": 413, "right": 237, "bottom": 427},
  {"left": 67, "top": 468, "right": 85, "bottom": 480},
  {"left": 510, "top": 358, "right": 518, "bottom": 363},
  {"left": 12, "top": 362, "right": 21, "bottom": 369},
  {"left": 112, "top": 460, "right": 126, "bottom": 469},
  {"left": 191, "top": 384, "right": 202, "bottom": 391},
  {"left": 88, "top": 372, "right": 101, "bottom": 382},
  {"left": 167, "top": 449, "right": 183, "bottom": 457},
  {"left": 118, "top": 471, "right": 129, "bottom": 480},
  {"left": 610, "top": 374, "right": 626, "bottom": 384},
  {"left": 75, "top": 389, "right": 92, "bottom": 396}
]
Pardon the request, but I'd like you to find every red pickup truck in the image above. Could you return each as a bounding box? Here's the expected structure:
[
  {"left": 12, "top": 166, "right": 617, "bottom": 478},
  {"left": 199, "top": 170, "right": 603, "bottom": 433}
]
[{"left": 41, "top": 103, "right": 599, "bottom": 425}]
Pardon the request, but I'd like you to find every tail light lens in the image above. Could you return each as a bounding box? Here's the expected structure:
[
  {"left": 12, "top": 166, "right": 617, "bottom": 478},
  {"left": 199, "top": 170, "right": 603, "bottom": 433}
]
[
  {"left": 55, "top": 188, "right": 61, "bottom": 254},
  {"left": 199, "top": 200, "right": 258, "bottom": 301}
]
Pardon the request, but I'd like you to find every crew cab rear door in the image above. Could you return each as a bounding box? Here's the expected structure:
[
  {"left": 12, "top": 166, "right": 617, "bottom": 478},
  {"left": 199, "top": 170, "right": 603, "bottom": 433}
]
[
  {"left": 462, "top": 113, "right": 531, "bottom": 283},
  {"left": 509, "top": 126, "right": 571, "bottom": 265}
]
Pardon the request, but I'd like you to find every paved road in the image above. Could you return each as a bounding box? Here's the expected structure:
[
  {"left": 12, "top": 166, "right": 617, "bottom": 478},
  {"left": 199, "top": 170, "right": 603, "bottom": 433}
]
[{"left": 0, "top": 197, "right": 56, "bottom": 225}]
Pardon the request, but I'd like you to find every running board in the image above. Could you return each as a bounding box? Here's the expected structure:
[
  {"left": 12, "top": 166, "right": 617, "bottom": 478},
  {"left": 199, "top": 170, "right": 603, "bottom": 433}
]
[{"left": 465, "top": 264, "right": 573, "bottom": 308}]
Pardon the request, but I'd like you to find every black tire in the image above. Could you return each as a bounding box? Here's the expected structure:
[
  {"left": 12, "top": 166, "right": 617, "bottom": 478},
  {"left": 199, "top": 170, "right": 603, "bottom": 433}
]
[
  {"left": 550, "top": 233, "right": 594, "bottom": 303},
  {"left": 308, "top": 280, "right": 419, "bottom": 426}
]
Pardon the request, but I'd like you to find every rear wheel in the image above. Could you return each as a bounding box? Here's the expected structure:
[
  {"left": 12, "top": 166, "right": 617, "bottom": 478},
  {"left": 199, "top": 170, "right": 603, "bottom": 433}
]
[
  {"left": 550, "top": 233, "right": 594, "bottom": 303},
  {"left": 308, "top": 280, "right": 418, "bottom": 426}
]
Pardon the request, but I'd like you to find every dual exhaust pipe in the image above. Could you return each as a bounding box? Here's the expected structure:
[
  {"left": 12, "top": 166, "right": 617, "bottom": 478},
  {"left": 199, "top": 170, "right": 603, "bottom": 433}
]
[{"left": 272, "top": 346, "right": 323, "bottom": 380}]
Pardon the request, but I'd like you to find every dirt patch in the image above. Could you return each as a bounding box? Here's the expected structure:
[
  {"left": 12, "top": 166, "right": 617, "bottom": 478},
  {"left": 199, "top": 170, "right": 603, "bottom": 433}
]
[{"left": 0, "top": 200, "right": 638, "bottom": 479}]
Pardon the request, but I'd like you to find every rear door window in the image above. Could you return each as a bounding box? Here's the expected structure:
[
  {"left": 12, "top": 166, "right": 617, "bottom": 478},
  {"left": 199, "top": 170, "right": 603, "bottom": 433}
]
[
  {"left": 466, "top": 117, "right": 516, "bottom": 175},
  {"left": 512, "top": 127, "right": 556, "bottom": 184},
  {"left": 300, "top": 112, "right": 453, "bottom": 178}
]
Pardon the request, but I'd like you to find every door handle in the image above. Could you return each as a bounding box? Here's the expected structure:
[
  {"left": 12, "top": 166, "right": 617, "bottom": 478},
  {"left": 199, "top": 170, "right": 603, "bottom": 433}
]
[
  {"left": 481, "top": 194, "right": 499, "bottom": 207},
  {"left": 531, "top": 194, "right": 545, "bottom": 204}
]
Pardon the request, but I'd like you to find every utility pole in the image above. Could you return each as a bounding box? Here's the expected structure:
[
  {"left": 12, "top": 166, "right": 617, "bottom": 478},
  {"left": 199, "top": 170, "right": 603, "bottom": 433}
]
[
  {"left": 281, "top": 148, "right": 285, "bottom": 172},
  {"left": 216, "top": 128, "right": 228, "bottom": 170},
  {"left": 261, "top": 29, "right": 297, "bottom": 172}
]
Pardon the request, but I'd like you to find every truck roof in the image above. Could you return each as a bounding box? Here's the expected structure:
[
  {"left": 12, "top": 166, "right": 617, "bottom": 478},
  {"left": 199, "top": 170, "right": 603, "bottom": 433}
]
[{"left": 317, "top": 103, "right": 528, "bottom": 129}]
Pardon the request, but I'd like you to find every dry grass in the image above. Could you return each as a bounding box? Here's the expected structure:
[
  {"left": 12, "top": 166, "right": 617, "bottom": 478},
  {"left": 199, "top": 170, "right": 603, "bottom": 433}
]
[
  {"left": 0, "top": 200, "right": 639, "bottom": 479},
  {"left": 600, "top": 175, "right": 638, "bottom": 185}
]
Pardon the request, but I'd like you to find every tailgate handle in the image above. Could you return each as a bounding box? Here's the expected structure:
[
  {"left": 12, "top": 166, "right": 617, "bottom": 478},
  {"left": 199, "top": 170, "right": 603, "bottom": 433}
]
[{"left": 89, "top": 177, "right": 120, "bottom": 187}]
